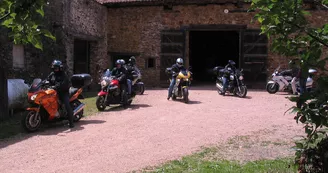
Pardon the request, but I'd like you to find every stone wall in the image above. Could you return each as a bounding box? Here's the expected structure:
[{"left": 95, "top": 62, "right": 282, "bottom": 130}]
[
  {"left": 60, "top": 0, "right": 109, "bottom": 85},
  {"left": 0, "top": 0, "right": 109, "bottom": 87},
  {"left": 107, "top": 4, "right": 328, "bottom": 86}
]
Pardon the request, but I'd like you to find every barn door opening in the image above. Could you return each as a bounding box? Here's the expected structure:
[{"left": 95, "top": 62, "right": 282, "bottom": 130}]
[
  {"left": 241, "top": 29, "right": 268, "bottom": 88},
  {"left": 160, "top": 30, "right": 185, "bottom": 86},
  {"left": 189, "top": 31, "right": 240, "bottom": 83},
  {"left": 74, "top": 39, "right": 90, "bottom": 74}
]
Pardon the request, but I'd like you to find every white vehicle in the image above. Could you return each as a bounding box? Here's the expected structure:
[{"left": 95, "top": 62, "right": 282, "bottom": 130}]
[
  {"left": 266, "top": 66, "right": 317, "bottom": 94},
  {"left": 130, "top": 66, "right": 145, "bottom": 95}
]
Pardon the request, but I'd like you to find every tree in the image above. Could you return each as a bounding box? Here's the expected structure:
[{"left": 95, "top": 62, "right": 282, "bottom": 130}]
[
  {"left": 249, "top": 0, "right": 328, "bottom": 172},
  {"left": 0, "top": 0, "right": 56, "bottom": 50}
]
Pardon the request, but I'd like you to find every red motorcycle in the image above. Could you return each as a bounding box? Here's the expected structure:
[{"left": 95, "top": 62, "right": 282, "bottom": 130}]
[{"left": 96, "top": 69, "right": 134, "bottom": 111}]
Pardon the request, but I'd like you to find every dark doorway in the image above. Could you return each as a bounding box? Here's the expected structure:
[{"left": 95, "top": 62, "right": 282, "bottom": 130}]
[
  {"left": 74, "top": 39, "right": 90, "bottom": 74},
  {"left": 189, "top": 31, "right": 240, "bottom": 83},
  {"left": 0, "top": 66, "right": 8, "bottom": 120}
]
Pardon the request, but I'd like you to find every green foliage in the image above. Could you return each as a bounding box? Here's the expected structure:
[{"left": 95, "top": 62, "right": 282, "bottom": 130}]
[
  {"left": 0, "top": 0, "right": 56, "bottom": 50},
  {"left": 250, "top": 0, "right": 328, "bottom": 172}
]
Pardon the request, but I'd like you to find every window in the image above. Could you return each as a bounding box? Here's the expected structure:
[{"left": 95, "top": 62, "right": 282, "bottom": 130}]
[
  {"left": 12, "top": 44, "right": 24, "bottom": 68},
  {"left": 146, "top": 58, "right": 155, "bottom": 68}
]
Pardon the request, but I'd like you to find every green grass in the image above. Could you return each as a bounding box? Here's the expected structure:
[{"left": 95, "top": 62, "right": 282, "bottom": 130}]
[
  {"left": 0, "top": 92, "right": 99, "bottom": 139},
  {"left": 81, "top": 92, "right": 99, "bottom": 116},
  {"left": 137, "top": 147, "right": 297, "bottom": 173}
]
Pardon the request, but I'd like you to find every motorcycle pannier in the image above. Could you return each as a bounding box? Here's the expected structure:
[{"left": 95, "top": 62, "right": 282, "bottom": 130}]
[
  {"left": 71, "top": 74, "right": 92, "bottom": 88},
  {"left": 213, "top": 66, "right": 224, "bottom": 76},
  {"left": 165, "top": 67, "right": 173, "bottom": 76}
]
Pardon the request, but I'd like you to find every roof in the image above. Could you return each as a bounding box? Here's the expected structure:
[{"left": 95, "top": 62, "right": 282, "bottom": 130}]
[
  {"left": 96, "top": 0, "right": 317, "bottom": 6},
  {"left": 95, "top": 0, "right": 160, "bottom": 4}
]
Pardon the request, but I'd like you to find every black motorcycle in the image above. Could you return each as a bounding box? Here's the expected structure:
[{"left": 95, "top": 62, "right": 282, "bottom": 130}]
[{"left": 213, "top": 66, "right": 247, "bottom": 98}]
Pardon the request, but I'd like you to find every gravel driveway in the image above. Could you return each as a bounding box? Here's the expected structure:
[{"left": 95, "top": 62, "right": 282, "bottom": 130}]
[{"left": 0, "top": 86, "right": 302, "bottom": 173}]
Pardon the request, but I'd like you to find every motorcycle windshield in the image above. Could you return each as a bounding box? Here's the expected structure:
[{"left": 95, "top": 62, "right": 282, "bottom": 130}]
[
  {"left": 102, "top": 69, "right": 112, "bottom": 78},
  {"left": 29, "top": 78, "right": 42, "bottom": 92},
  {"left": 102, "top": 69, "right": 113, "bottom": 82},
  {"left": 180, "top": 69, "right": 188, "bottom": 76}
]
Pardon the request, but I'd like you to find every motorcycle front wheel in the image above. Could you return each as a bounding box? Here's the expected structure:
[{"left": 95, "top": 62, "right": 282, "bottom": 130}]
[
  {"left": 22, "top": 110, "right": 42, "bottom": 132},
  {"left": 140, "top": 85, "right": 145, "bottom": 95},
  {"left": 183, "top": 87, "right": 189, "bottom": 103},
  {"left": 96, "top": 96, "right": 106, "bottom": 111},
  {"left": 266, "top": 83, "right": 279, "bottom": 94},
  {"left": 235, "top": 85, "right": 247, "bottom": 98}
]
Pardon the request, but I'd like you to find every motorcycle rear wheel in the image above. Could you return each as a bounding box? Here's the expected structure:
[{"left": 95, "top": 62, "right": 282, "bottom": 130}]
[
  {"left": 71, "top": 100, "right": 83, "bottom": 122},
  {"left": 216, "top": 81, "right": 223, "bottom": 94},
  {"left": 22, "top": 110, "right": 42, "bottom": 132}
]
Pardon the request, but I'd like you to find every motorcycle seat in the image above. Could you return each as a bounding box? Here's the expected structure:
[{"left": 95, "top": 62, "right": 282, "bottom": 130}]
[{"left": 69, "top": 87, "right": 79, "bottom": 97}]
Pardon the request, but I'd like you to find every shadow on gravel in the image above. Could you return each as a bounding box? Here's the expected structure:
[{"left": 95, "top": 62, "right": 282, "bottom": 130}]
[
  {"left": 217, "top": 94, "right": 253, "bottom": 99},
  {"left": 101, "top": 104, "right": 152, "bottom": 112},
  {"left": 0, "top": 119, "right": 106, "bottom": 149},
  {"left": 173, "top": 99, "right": 202, "bottom": 104}
]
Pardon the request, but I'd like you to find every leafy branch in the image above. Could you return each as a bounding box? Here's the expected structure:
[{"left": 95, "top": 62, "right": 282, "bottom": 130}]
[
  {"left": 0, "top": 12, "right": 9, "bottom": 20},
  {"left": 250, "top": 0, "right": 328, "bottom": 172},
  {"left": 0, "top": 0, "right": 55, "bottom": 50}
]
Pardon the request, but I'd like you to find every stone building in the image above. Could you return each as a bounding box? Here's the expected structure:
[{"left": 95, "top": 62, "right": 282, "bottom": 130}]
[
  {"left": 1, "top": 0, "right": 328, "bottom": 88},
  {"left": 101, "top": 0, "right": 328, "bottom": 87}
]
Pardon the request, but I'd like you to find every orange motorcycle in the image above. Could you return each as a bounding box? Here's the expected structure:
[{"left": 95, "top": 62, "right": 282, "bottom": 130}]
[{"left": 22, "top": 74, "right": 92, "bottom": 132}]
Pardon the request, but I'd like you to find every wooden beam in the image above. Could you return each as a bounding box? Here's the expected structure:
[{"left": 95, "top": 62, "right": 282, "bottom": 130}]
[
  {"left": 244, "top": 43, "right": 268, "bottom": 46},
  {"left": 183, "top": 24, "right": 247, "bottom": 31},
  {"left": 160, "top": 53, "right": 183, "bottom": 57},
  {"left": 161, "top": 43, "right": 184, "bottom": 46},
  {"left": 244, "top": 54, "right": 268, "bottom": 58}
]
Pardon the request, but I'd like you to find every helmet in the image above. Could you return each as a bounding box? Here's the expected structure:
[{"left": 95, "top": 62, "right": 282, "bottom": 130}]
[
  {"left": 115, "top": 59, "right": 122, "bottom": 68},
  {"left": 129, "top": 56, "right": 136, "bottom": 65},
  {"left": 51, "top": 60, "right": 63, "bottom": 72},
  {"left": 120, "top": 59, "right": 126, "bottom": 65},
  {"left": 176, "top": 58, "right": 183, "bottom": 67},
  {"left": 228, "top": 60, "right": 236, "bottom": 66},
  {"left": 115, "top": 59, "right": 121, "bottom": 65}
]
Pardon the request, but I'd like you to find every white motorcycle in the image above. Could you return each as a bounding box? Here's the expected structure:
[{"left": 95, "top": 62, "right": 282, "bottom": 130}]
[
  {"left": 266, "top": 66, "right": 317, "bottom": 94},
  {"left": 130, "top": 66, "right": 145, "bottom": 95}
]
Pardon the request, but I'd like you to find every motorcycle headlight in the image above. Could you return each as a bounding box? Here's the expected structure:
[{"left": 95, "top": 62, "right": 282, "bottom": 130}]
[
  {"left": 31, "top": 94, "right": 38, "bottom": 101},
  {"left": 239, "top": 76, "right": 244, "bottom": 80},
  {"left": 101, "top": 80, "right": 108, "bottom": 87},
  {"left": 230, "top": 75, "right": 234, "bottom": 80}
]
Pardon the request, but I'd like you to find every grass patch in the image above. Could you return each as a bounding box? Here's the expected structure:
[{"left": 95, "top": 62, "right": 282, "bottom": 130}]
[
  {"left": 0, "top": 92, "right": 99, "bottom": 140},
  {"left": 137, "top": 147, "right": 297, "bottom": 173},
  {"left": 81, "top": 92, "right": 98, "bottom": 116}
]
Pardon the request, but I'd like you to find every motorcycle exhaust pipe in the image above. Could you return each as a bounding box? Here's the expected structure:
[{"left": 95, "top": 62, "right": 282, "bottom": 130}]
[
  {"left": 216, "top": 83, "right": 222, "bottom": 89},
  {"left": 73, "top": 103, "right": 85, "bottom": 116}
]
